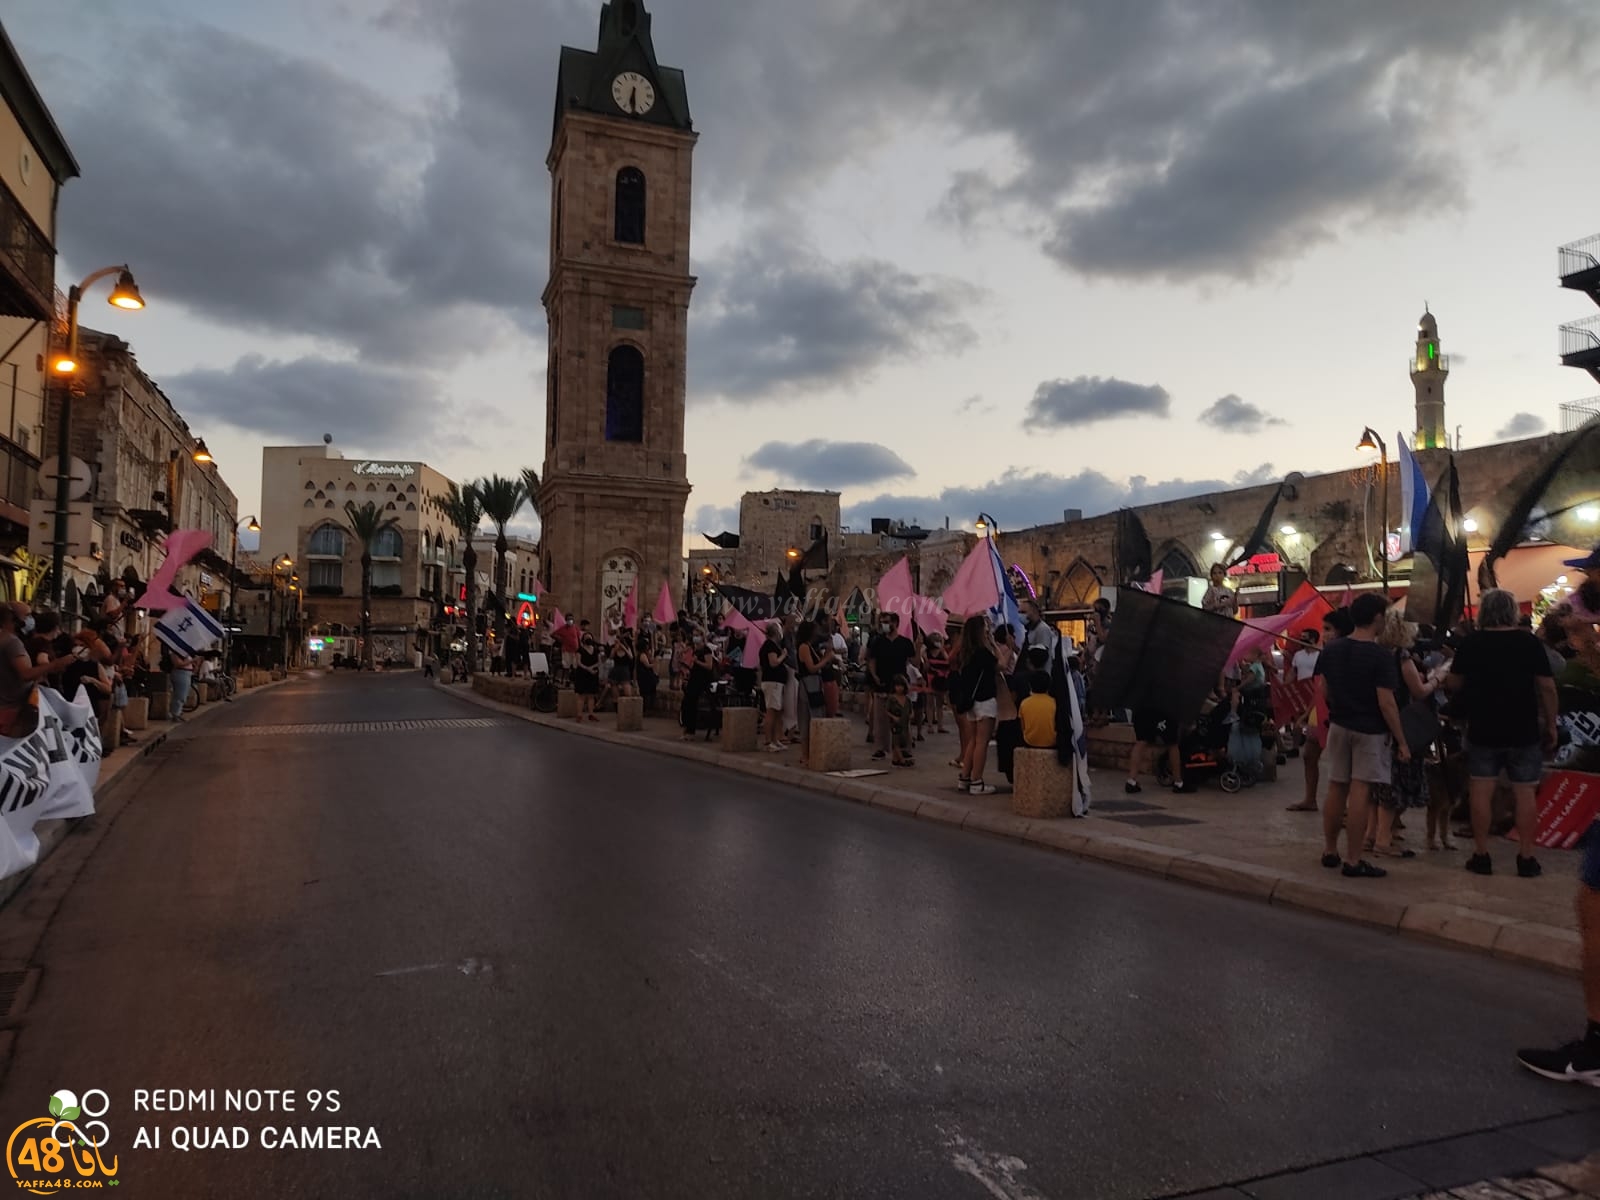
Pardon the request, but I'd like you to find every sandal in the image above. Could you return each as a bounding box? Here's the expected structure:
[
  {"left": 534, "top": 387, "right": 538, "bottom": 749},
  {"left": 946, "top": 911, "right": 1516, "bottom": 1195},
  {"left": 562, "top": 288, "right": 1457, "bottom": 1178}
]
[
  {"left": 967, "top": 780, "right": 997, "bottom": 796},
  {"left": 1373, "top": 846, "right": 1416, "bottom": 859},
  {"left": 1286, "top": 802, "right": 1317, "bottom": 812},
  {"left": 1341, "top": 860, "right": 1387, "bottom": 879},
  {"left": 1320, "top": 852, "right": 1341, "bottom": 869}
]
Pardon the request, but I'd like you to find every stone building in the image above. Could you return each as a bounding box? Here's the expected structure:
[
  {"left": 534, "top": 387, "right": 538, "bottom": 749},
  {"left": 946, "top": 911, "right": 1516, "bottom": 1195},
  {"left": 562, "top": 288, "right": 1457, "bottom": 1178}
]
[
  {"left": 38, "top": 328, "right": 238, "bottom": 619},
  {"left": 536, "top": 0, "right": 696, "bottom": 629},
  {"left": 259, "top": 442, "right": 459, "bottom": 664},
  {"left": 0, "top": 23, "right": 78, "bottom": 596}
]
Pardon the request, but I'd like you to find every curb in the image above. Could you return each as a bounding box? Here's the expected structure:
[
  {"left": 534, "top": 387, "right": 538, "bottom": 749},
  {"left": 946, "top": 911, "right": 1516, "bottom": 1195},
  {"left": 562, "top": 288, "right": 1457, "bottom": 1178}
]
[
  {"left": 436, "top": 680, "right": 1583, "bottom": 978},
  {"left": 0, "top": 674, "right": 299, "bottom": 914}
]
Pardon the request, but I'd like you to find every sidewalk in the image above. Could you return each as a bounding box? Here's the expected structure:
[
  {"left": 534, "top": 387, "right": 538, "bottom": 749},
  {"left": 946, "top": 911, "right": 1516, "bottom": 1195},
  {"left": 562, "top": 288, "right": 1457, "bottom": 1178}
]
[{"left": 444, "top": 678, "right": 1585, "bottom": 976}]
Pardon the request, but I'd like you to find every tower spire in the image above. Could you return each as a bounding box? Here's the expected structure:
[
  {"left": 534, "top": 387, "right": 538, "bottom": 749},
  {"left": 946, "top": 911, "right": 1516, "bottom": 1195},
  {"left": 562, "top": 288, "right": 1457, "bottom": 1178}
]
[{"left": 1411, "top": 307, "right": 1449, "bottom": 450}]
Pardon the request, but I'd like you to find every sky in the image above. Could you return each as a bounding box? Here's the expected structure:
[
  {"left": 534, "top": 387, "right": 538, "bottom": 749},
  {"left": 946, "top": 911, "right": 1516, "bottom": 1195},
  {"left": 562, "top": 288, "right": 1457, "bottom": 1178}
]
[{"left": 8, "top": 0, "right": 1600, "bottom": 551}]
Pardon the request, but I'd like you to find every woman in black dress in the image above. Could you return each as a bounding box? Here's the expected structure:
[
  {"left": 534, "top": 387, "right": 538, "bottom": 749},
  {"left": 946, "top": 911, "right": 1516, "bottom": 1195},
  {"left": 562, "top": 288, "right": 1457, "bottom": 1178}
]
[
  {"left": 610, "top": 630, "right": 637, "bottom": 699},
  {"left": 681, "top": 636, "right": 716, "bottom": 740},
  {"left": 573, "top": 632, "right": 602, "bottom": 722}
]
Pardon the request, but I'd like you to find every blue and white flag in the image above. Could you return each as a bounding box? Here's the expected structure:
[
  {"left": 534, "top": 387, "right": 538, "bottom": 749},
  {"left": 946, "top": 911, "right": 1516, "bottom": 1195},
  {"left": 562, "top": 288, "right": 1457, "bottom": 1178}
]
[
  {"left": 1397, "top": 431, "right": 1432, "bottom": 556},
  {"left": 986, "top": 536, "right": 1025, "bottom": 642},
  {"left": 154, "top": 599, "right": 224, "bottom": 657}
]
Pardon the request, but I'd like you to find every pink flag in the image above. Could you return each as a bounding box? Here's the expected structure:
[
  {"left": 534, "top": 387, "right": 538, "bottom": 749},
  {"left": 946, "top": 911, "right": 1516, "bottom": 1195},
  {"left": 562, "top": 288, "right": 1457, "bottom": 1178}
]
[
  {"left": 877, "top": 557, "right": 916, "bottom": 627},
  {"left": 722, "top": 605, "right": 771, "bottom": 669},
  {"left": 550, "top": 608, "right": 566, "bottom": 631},
  {"left": 1224, "top": 591, "right": 1323, "bottom": 670},
  {"left": 941, "top": 539, "right": 1000, "bottom": 617},
  {"left": 534, "top": 578, "right": 547, "bottom": 598},
  {"left": 138, "top": 529, "right": 214, "bottom": 613},
  {"left": 1139, "top": 569, "right": 1165, "bottom": 595},
  {"left": 653, "top": 580, "right": 675, "bottom": 626},
  {"left": 623, "top": 583, "right": 638, "bottom": 630}
]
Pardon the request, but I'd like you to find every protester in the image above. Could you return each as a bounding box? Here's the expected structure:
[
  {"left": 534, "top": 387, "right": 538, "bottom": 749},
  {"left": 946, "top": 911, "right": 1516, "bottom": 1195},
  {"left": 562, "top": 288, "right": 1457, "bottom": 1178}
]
[
  {"left": 796, "top": 618, "right": 829, "bottom": 764},
  {"left": 1020, "top": 671, "right": 1057, "bottom": 748},
  {"left": 867, "top": 613, "right": 915, "bottom": 761},
  {"left": 1288, "top": 612, "right": 1349, "bottom": 813},
  {"left": 609, "top": 628, "right": 637, "bottom": 699},
  {"left": 1315, "top": 593, "right": 1409, "bottom": 879},
  {"left": 573, "top": 630, "right": 601, "bottom": 721},
  {"left": 924, "top": 633, "right": 951, "bottom": 733},
  {"left": 950, "top": 615, "right": 999, "bottom": 795},
  {"left": 680, "top": 633, "right": 716, "bottom": 741},
  {"left": 1021, "top": 599, "right": 1057, "bottom": 658},
  {"left": 1202, "top": 563, "right": 1238, "bottom": 618},
  {"left": 1290, "top": 629, "right": 1321, "bottom": 680},
  {"left": 1445, "top": 587, "right": 1557, "bottom": 877},
  {"left": 760, "top": 621, "right": 789, "bottom": 753},
  {"left": 1, "top": 604, "right": 74, "bottom": 737},
  {"left": 820, "top": 618, "right": 843, "bottom": 718},
  {"left": 1365, "top": 608, "right": 1439, "bottom": 859},
  {"left": 993, "top": 623, "right": 1022, "bottom": 786},
  {"left": 166, "top": 643, "right": 197, "bottom": 723},
  {"left": 781, "top": 613, "right": 801, "bottom": 744},
  {"left": 885, "top": 675, "right": 915, "bottom": 767}
]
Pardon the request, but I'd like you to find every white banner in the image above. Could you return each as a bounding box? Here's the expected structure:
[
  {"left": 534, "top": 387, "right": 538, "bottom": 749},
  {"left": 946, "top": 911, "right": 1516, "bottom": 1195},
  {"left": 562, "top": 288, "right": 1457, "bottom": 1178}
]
[{"left": 0, "top": 686, "right": 104, "bottom": 880}]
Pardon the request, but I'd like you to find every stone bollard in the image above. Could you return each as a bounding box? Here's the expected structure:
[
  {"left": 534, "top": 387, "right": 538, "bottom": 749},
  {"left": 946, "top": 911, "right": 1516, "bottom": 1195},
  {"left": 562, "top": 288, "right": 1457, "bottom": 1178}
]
[
  {"left": 123, "top": 696, "right": 149, "bottom": 732},
  {"left": 103, "top": 708, "right": 122, "bottom": 753},
  {"left": 720, "top": 705, "right": 759, "bottom": 753},
  {"left": 148, "top": 689, "right": 171, "bottom": 722},
  {"left": 616, "top": 696, "right": 644, "bottom": 732},
  {"left": 193, "top": 682, "right": 208, "bottom": 706},
  {"left": 439, "top": 666, "right": 453, "bottom": 684},
  {"left": 1012, "top": 748, "right": 1074, "bottom": 819},
  {"left": 807, "top": 717, "right": 852, "bottom": 772},
  {"left": 556, "top": 689, "right": 580, "bottom": 719}
]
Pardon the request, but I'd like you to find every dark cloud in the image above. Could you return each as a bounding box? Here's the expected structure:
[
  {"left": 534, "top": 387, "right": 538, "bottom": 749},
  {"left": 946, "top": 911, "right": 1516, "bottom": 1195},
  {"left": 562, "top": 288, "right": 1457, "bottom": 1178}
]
[
  {"left": 1496, "top": 412, "right": 1547, "bottom": 440},
  {"left": 690, "top": 235, "right": 978, "bottom": 403},
  {"left": 1026, "top": 377, "right": 1170, "bottom": 428},
  {"left": 744, "top": 440, "right": 914, "bottom": 489},
  {"left": 691, "top": 504, "right": 740, "bottom": 538},
  {"left": 844, "top": 464, "right": 1282, "bottom": 532},
  {"left": 163, "top": 356, "right": 444, "bottom": 449},
  {"left": 1199, "top": 394, "right": 1286, "bottom": 433}
]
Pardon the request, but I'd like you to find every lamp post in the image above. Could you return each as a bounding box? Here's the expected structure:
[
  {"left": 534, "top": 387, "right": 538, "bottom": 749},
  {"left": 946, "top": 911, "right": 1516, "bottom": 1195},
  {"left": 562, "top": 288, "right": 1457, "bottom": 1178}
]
[
  {"left": 265, "top": 554, "right": 292, "bottom": 669},
  {"left": 226, "top": 516, "right": 259, "bottom": 669},
  {"left": 49, "top": 266, "right": 144, "bottom": 613},
  {"left": 1357, "top": 427, "right": 1390, "bottom": 593}
]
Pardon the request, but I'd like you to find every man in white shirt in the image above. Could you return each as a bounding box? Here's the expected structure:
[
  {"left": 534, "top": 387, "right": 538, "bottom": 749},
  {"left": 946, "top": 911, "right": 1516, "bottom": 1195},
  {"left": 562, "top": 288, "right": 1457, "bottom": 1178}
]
[
  {"left": 1290, "top": 629, "right": 1320, "bottom": 680},
  {"left": 1021, "top": 599, "right": 1058, "bottom": 657}
]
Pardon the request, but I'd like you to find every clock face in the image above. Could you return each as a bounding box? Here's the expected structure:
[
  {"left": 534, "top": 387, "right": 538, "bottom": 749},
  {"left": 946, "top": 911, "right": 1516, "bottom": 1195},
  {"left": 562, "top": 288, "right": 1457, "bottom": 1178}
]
[{"left": 612, "top": 72, "right": 656, "bottom": 115}]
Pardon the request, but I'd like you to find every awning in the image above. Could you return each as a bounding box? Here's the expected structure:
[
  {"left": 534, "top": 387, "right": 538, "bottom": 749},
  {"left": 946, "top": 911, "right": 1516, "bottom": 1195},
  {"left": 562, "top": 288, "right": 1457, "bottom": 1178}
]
[{"left": 1469, "top": 543, "right": 1588, "bottom": 607}]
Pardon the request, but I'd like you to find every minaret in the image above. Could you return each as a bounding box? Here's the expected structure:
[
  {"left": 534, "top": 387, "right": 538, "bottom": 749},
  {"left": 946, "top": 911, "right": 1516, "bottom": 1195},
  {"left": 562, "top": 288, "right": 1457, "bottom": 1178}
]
[{"left": 1410, "top": 307, "right": 1449, "bottom": 450}]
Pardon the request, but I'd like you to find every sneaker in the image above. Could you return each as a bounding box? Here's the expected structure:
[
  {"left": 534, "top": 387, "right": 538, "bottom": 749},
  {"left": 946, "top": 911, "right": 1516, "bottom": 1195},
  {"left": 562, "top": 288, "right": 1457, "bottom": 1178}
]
[
  {"left": 1516, "top": 1039, "right": 1600, "bottom": 1087},
  {"left": 871, "top": 750, "right": 886, "bottom": 760},
  {"left": 968, "top": 781, "right": 997, "bottom": 796},
  {"left": 1320, "top": 852, "right": 1342, "bottom": 869},
  {"left": 766, "top": 743, "right": 783, "bottom": 753},
  {"left": 1171, "top": 782, "right": 1198, "bottom": 794},
  {"left": 1465, "top": 853, "right": 1493, "bottom": 876},
  {"left": 955, "top": 778, "right": 970, "bottom": 793},
  {"left": 1517, "top": 855, "right": 1543, "bottom": 878},
  {"left": 1341, "top": 860, "right": 1387, "bottom": 879},
  {"left": 1124, "top": 780, "right": 1142, "bottom": 795}
]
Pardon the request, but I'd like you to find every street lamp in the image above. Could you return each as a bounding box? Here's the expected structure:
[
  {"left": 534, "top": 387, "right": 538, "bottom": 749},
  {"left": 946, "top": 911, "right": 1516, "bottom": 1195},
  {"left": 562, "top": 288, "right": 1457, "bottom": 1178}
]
[
  {"left": 1357, "top": 427, "right": 1390, "bottom": 592},
  {"left": 50, "top": 265, "right": 145, "bottom": 612},
  {"left": 192, "top": 439, "right": 213, "bottom": 464},
  {"left": 975, "top": 511, "right": 999, "bottom": 538},
  {"left": 224, "top": 516, "right": 260, "bottom": 669},
  {"left": 265, "top": 554, "right": 292, "bottom": 670}
]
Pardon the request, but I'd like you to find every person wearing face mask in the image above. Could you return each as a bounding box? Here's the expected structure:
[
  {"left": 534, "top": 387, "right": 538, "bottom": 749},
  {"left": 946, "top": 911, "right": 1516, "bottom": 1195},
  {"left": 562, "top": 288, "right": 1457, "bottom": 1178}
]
[
  {"left": 1, "top": 603, "right": 76, "bottom": 737},
  {"left": 867, "top": 613, "right": 915, "bottom": 760},
  {"left": 1021, "top": 599, "right": 1058, "bottom": 659},
  {"left": 573, "top": 631, "right": 602, "bottom": 722}
]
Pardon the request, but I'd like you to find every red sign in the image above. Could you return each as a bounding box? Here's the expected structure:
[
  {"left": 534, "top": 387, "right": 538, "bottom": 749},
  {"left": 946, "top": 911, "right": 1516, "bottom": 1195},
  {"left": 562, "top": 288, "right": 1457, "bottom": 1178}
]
[
  {"left": 1226, "top": 553, "right": 1284, "bottom": 577},
  {"left": 1527, "top": 770, "right": 1600, "bottom": 849},
  {"left": 515, "top": 601, "right": 536, "bottom": 627}
]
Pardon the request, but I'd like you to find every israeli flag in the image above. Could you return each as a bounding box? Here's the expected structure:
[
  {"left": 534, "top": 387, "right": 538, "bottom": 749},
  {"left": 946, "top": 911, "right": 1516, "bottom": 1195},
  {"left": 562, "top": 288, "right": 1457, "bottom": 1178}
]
[
  {"left": 986, "top": 536, "right": 1025, "bottom": 642},
  {"left": 1397, "top": 432, "right": 1432, "bottom": 556},
  {"left": 155, "top": 599, "right": 224, "bottom": 657}
]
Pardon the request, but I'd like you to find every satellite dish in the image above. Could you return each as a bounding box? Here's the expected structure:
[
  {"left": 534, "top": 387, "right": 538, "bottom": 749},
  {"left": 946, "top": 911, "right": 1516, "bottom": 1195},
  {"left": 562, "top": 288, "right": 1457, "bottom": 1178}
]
[{"left": 323, "top": 433, "right": 333, "bottom": 445}]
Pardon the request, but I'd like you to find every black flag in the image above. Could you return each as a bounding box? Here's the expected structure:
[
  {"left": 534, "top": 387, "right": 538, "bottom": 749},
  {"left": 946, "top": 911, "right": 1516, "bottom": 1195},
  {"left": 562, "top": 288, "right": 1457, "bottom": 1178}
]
[
  {"left": 1114, "top": 509, "right": 1153, "bottom": 585},
  {"left": 1480, "top": 424, "right": 1600, "bottom": 589},
  {"left": 1089, "top": 588, "right": 1242, "bottom": 728},
  {"left": 1409, "top": 457, "right": 1468, "bottom": 629},
  {"left": 1228, "top": 483, "right": 1286, "bottom": 568}
]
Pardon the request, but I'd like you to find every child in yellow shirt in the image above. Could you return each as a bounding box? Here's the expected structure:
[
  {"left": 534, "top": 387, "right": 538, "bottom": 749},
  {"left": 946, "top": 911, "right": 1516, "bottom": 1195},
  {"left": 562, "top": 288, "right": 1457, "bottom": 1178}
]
[{"left": 1019, "top": 671, "right": 1057, "bottom": 748}]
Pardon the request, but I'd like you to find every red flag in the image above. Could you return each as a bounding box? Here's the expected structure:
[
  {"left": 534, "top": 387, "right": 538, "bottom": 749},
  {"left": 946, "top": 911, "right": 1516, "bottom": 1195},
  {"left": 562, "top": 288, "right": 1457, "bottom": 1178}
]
[{"left": 1527, "top": 771, "right": 1600, "bottom": 849}]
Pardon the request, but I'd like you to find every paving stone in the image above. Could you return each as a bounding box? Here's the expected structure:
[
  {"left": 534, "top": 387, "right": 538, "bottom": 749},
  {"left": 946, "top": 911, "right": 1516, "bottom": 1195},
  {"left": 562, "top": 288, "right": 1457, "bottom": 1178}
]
[
  {"left": 1506, "top": 1113, "right": 1600, "bottom": 1161},
  {"left": 1241, "top": 1156, "right": 1426, "bottom": 1200},
  {"left": 1378, "top": 1132, "right": 1553, "bottom": 1190}
]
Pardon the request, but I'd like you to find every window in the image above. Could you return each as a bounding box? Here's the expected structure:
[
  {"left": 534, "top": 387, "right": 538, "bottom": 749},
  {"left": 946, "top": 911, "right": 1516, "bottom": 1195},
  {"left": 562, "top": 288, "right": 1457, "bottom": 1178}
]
[
  {"left": 366, "top": 482, "right": 377, "bottom": 492},
  {"left": 809, "top": 522, "right": 824, "bottom": 543},
  {"left": 372, "top": 526, "right": 403, "bottom": 558},
  {"left": 612, "top": 305, "right": 646, "bottom": 330},
  {"left": 345, "top": 482, "right": 356, "bottom": 491},
  {"left": 605, "top": 346, "right": 645, "bottom": 442},
  {"left": 371, "top": 526, "right": 403, "bottom": 591},
  {"left": 304, "top": 480, "right": 315, "bottom": 490},
  {"left": 309, "top": 561, "right": 343, "bottom": 591},
  {"left": 615, "top": 168, "right": 646, "bottom": 244},
  {"left": 308, "top": 525, "right": 346, "bottom": 557}
]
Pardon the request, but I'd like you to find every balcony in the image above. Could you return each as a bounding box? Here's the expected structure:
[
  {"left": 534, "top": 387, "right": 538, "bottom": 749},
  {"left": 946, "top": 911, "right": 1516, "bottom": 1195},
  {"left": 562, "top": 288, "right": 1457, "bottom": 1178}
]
[
  {"left": 0, "top": 434, "right": 40, "bottom": 528},
  {"left": 1559, "top": 233, "right": 1600, "bottom": 299},
  {"left": 1560, "top": 396, "right": 1600, "bottom": 432},
  {"left": 0, "top": 178, "right": 55, "bottom": 321},
  {"left": 1409, "top": 354, "right": 1450, "bottom": 375},
  {"left": 1561, "top": 314, "right": 1600, "bottom": 381}
]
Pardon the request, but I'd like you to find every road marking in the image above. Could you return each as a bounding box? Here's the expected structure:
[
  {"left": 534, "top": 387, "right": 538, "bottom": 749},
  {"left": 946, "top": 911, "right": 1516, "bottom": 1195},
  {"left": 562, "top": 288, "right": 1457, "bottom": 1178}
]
[
  {"left": 219, "top": 718, "right": 515, "bottom": 737},
  {"left": 939, "top": 1127, "right": 1050, "bottom": 1200}
]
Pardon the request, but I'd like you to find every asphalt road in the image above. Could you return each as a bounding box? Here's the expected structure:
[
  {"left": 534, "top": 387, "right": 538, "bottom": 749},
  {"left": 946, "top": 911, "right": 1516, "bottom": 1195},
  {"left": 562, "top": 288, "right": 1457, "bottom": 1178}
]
[{"left": 0, "top": 672, "right": 1595, "bottom": 1199}]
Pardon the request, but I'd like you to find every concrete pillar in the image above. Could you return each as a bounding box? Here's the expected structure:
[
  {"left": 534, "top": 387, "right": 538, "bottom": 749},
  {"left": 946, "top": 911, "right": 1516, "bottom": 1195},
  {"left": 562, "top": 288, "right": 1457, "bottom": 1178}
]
[
  {"left": 557, "top": 690, "right": 580, "bottom": 719},
  {"left": 1013, "top": 748, "right": 1072, "bottom": 819},
  {"left": 720, "top": 706, "right": 758, "bottom": 753},
  {"left": 123, "top": 697, "right": 149, "bottom": 732},
  {"left": 616, "top": 696, "right": 644, "bottom": 732},
  {"left": 807, "top": 718, "right": 852, "bottom": 772}
]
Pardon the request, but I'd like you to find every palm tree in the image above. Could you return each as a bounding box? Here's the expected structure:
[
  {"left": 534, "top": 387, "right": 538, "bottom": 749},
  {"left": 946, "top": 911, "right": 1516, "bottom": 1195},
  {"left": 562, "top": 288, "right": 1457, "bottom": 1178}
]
[
  {"left": 344, "top": 500, "right": 401, "bottom": 670},
  {"left": 431, "top": 483, "right": 484, "bottom": 669},
  {"left": 520, "top": 467, "right": 541, "bottom": 523},
  {"left": 472, "top": 473, "right": 528, "bottom": 641}
]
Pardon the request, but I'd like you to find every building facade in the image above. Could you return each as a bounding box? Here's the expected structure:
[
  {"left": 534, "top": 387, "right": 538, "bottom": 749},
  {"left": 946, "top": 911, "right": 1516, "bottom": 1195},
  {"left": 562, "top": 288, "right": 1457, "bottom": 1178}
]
[
  {"left": 537, "top": 0, "right": 696, "bottom": 629},
  {"left": 38, "top": 328, "right": 238, "bottom": 619},
  {"left": 0, "top": 22, "right": 78, "bottom": 592},
  {"left": 260, "top": 444, "right": 460, "bottom": 664}
]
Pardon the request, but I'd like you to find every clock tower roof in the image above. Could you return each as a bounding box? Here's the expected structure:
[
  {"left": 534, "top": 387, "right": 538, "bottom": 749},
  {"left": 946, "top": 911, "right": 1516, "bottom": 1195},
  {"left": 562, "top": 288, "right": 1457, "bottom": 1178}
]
[{"left": 553, "top": 0, "right": 692, "bottom": 137}]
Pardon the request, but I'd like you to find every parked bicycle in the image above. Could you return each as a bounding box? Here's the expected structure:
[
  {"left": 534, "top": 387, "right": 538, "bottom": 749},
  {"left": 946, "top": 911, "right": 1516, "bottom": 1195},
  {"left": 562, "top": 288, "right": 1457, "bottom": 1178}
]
[{"left": 531, "top": 671, "right": 559, "bottom": 714}]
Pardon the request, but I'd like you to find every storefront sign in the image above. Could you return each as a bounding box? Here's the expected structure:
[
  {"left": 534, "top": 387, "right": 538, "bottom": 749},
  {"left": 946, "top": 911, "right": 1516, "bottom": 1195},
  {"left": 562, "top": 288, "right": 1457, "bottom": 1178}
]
[
  {"left": 1226, "top": 553, "right": 1284, "bottom": 577},
  {"left": 515, "top": 602, "right": 536, "bottom": 627},
  {"left": 118, "top": 530, "right": 143, "bottom": 552},
  {"left": 352, "top": 462, "right": 417, "bottom": 479}
]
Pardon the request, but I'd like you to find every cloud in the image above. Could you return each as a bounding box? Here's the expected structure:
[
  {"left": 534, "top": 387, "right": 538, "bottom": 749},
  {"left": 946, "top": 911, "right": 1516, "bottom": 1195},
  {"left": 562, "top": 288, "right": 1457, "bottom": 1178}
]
[
  {"left": 1026, "top": 376, "right": 1171, "bottom": 428},
  {"left": 744, "top": 440, "right": 914, "bottom": 489},
  {"left": 163, "top": 355, "right": 445, "bottom": 450},
  {"left": 1199, "top": 394, "right": 1286, "bottom": 433},
  {"left": 690, "top": 235, "right": 979, "bottom": 403},
  {"left": 957, "top": 394, "right": 992, "bottom": 415},
  {"left": 1496, "top": 412, "right": 1547, "bottom": 439},
  {"left": 844, "top": 464, "right": 1282, "bottom": 532},
  {"left": 691, "top": 503, "right": 741, "bottom": 540}
]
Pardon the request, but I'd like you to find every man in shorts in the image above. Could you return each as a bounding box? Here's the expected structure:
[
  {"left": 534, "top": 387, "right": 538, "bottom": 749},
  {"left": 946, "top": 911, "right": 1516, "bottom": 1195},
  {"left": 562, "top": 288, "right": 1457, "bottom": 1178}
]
[
  {"left": 1127, "top": 706, "right": 1186, "bottom": 795},
  {"left": 1517, "top": 822, "right": 1600, "bottom": 1085},
  {"left": 1315, "top": 593, "right": 1410, "bottom": 879}
]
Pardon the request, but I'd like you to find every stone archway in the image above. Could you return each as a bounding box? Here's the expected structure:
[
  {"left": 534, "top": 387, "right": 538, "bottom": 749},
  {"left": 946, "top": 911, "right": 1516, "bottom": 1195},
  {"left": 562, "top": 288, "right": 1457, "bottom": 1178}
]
[
  {"left": 1051, "top": 557, "right": 1101, "bottom": 608},
  {"left": 600, "top": 550, "right": 640, "bottom": 631}
]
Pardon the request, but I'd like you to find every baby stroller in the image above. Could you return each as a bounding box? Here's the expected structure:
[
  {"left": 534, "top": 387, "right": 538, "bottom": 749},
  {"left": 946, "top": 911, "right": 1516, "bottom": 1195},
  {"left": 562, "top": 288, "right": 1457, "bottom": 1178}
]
[{"left": 1157, "top": 688, "right": 1269, "bottom": 794}]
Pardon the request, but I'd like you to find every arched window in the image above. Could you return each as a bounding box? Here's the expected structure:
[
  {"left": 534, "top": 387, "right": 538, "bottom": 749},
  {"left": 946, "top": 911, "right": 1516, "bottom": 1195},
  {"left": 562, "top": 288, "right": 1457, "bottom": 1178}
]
[
  {"left": 615, "top": 168, "right": 645, "bottom": 244},
  {"left": 386, "top": 483, "right": 397, "bottom": 493},
  {"left": 1055, "top": 558, "right": 1102, "bottom": 608},
  {"left": 366, "top": 482, "right": 377, "bottom": 492},
  {"left": 345, "top": 482, "right": 356, "bottom": 491},
  {"left": 308, "top": 525, "right": 345, "bottom": 557},
  {"left": 372, "top": 526, "right": 403, "bottom": 558},
  {"left": 1156, "top": 548, "right": 1198, "bottom": 580},
  {"left": 304, "top": 480, "right": 315, "bottom": 490},
  {"left": 308, "top": 525, "right": 346, "bottom": 593},
  {"left": 605, "top": 345, "right": 645, "bottom": 442}
]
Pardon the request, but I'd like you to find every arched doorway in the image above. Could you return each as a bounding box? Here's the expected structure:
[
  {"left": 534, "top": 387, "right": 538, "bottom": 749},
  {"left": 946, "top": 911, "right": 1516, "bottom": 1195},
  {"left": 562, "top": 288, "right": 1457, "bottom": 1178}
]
[{"left": 600, "top": 550, "right": 639, "bottom": 631}]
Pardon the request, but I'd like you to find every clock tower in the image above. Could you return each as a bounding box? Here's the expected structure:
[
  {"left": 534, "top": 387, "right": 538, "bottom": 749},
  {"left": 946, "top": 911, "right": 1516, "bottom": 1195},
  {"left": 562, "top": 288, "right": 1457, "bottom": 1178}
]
[
  {"left": 538, "top": 0, "right": 696, "bottom": 627},
  {"left": 1410, "top": 307, "right": 1450, "bottom": 450}
]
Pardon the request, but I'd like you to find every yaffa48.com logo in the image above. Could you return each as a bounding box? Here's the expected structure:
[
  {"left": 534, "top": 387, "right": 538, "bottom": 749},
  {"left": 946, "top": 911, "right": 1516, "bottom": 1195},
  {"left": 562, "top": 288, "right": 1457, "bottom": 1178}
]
[{"left": 6, "top": 1089, "right": 119, "bottom": 1192}]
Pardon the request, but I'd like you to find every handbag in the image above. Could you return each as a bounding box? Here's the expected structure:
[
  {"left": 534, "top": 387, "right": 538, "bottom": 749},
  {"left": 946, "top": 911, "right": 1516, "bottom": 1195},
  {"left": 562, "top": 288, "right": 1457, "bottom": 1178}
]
[
  {"left": 1399, "top": 700, "right": 1439, "bottom": 755},
  {"left": 112, "top": 680, "right": 129, "bottom": 710}
]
